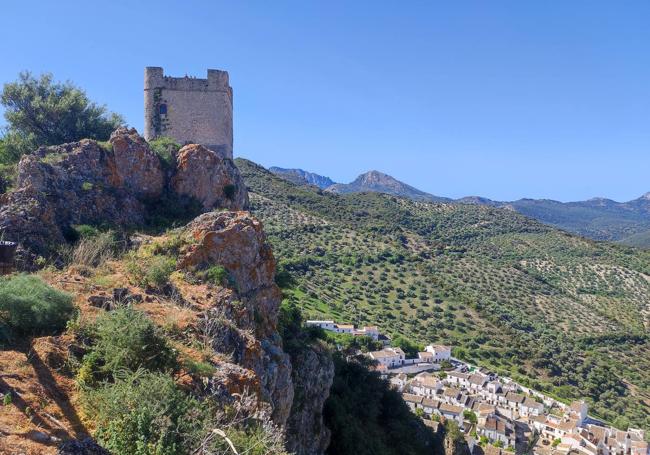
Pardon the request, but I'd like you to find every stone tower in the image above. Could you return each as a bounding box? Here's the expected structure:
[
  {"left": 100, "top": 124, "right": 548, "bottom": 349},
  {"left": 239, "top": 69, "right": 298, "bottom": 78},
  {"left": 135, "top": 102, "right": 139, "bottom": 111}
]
[{"left": 144, "top": 67, "right": 233, "bottom": 158}]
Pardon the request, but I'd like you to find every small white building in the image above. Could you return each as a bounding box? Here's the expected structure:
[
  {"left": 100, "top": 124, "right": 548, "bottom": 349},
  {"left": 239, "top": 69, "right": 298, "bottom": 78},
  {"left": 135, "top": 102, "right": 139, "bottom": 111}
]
[
  {"left": 367, "top": 347, "right": 405, "bottom": 368},
  {"left": 520, "top": 397, "right": 544, "bottom": 417},
  {"left": 468, "top": 372, "right": 488, "bottom": 391},
  {"left": 390, "top": 373, "right": 408, "bottom": 391},
  {"left": 354, "top": 326, "right": 380, "bottom": 340},
  {"left": 410, "top": 373, "right": 442, "bottom": 397},
  {"left": 425, "top": 344, "right": 451, "bottom": 362},
  {"left": 417, "top": 351, "right": 434, "bottom": 363},
  {"left": 438, "top": 403, "right": 464, "bottom": 424},
  {"left": 446, "top": 371, "right": 470, "bottom": 388},
  {"left": 478, "top": 415, "right": 514, "bottom": 447},
  {"left": 335, "top": 323, "right": 355, "bottom": 334},
  {"left": 568, "top": 400, "right": 588, "bottom": 426},
  {"left": 305, "top": 320, "right": 336, "bottom": 331}
]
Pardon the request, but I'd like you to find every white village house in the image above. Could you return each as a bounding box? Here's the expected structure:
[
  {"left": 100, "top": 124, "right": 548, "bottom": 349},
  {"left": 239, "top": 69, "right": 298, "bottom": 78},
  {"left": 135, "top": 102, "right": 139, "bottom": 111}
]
[
  {"left": 367, "top": 347, "right": 406, "bottom": 368},
  {"left": 424, "top": 344, "right": 451, "bottom": 362}
]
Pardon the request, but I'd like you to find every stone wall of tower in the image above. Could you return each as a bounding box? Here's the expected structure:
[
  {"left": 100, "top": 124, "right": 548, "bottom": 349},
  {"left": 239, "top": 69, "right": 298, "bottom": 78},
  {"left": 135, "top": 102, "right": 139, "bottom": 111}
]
[{"left": 144, "top": 67, "right": 233, "bottom": 159}]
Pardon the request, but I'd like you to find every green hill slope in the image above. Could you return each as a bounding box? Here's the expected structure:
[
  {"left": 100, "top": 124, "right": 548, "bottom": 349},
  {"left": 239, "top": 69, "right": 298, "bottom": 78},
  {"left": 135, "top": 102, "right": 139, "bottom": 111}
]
[{"left": 236, "top": 158, "right": 650, "bottom": 431}]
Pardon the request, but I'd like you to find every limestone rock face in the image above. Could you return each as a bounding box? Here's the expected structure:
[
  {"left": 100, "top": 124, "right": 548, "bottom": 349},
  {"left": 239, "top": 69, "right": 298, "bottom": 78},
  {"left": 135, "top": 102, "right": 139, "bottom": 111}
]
[
  {"left": 0, "top": 129, "right": 249, "bottom": 266},
  {"left": 171, "top": 144, "right": 248, "bottom": 211},
  {"left": 180, "top": 211, "right": 293, "bottom": 425},
  {"left": 0, "top": 137, "right": 154, "bottom": 263},
  {"left": 285, "top": 343, "right": 335, "bottom": 455},
  {"left": 108, "top": 127, "right": 164, "bottom": 198}
]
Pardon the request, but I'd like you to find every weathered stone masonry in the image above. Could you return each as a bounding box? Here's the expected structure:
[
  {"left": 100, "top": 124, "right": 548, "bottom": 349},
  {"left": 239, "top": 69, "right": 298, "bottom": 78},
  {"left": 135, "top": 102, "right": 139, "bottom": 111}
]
[{"left": 144, "top": 67, "right": 233, "bottom": 159}]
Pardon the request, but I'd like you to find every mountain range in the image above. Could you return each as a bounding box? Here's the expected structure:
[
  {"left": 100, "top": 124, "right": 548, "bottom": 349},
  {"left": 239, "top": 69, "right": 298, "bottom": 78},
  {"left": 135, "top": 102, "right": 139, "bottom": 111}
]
[{"left": 269, "top": 167, "right": 650, "bottom": 247}]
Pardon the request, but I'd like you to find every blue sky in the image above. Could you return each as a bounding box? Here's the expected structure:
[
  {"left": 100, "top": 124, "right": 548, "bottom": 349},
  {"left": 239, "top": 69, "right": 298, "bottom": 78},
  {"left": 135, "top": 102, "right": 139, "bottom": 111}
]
[{"left": 2, "top": 1, "right": 649, "bottom": 202}]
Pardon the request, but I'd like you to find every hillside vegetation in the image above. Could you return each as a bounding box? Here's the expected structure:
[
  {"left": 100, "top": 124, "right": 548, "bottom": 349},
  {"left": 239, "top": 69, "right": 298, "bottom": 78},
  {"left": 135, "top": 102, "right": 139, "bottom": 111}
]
[{"left": 237, "top": 158, "right": 650, "bottom": 431}]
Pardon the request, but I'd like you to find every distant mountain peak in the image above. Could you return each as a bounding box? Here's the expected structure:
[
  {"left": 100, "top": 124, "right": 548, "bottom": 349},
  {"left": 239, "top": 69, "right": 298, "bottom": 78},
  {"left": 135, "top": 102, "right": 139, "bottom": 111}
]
[
  {"left": 327, "top": 170, "right": 450, "bottom": 203},
  {"left": 268, "top": 167, "right": 336, "bottom": 189}
]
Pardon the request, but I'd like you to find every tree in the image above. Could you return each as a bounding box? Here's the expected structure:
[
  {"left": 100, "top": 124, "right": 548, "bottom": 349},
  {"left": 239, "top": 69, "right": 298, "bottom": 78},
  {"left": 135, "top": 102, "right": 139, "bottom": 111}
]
[
  {"left": 391, "top": 335, "right": 422, "bottom": 359},
  {"left": 463, "top": 409, "right": 478, "bottom": 424},
  {"left": 0, "top": 72, "right": 123, "bottom": 164},
  {"left": 612, "top": 416, "right": 630, "bottom": 431}
]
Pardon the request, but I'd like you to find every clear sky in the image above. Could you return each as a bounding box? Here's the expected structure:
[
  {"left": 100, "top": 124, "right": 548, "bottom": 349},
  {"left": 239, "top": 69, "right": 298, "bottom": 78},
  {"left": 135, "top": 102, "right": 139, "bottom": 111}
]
[{"left": 2, "top": 1, "right": 649, "bottom": 202}]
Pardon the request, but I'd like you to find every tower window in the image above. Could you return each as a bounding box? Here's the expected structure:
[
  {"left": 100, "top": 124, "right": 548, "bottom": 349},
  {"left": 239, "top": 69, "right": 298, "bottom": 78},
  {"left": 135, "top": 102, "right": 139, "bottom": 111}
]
[{"left": 159, "top": 104, "right": 167, "bottom": 115}]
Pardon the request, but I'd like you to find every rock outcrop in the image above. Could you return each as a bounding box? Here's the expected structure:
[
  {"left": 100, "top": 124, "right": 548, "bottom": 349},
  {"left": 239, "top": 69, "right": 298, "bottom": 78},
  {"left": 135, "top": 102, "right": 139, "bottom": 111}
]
[
  {"left": 108, "top": 127, "right": 165, "bottom": 198},
  {"left": 0, "top": 136, "right": 157, "bottom": 263},
  {"left": 285, "top": 342, "right": 335, "bottom": 455},
  {"left": 0, "top": 128, "right": 247, "bottom": 266},
  {"left": 179, "top": 211, "right": 293, "bottom": 425},
  {"left": 171, "top": 144, "right": 248, "bottom": 211}
]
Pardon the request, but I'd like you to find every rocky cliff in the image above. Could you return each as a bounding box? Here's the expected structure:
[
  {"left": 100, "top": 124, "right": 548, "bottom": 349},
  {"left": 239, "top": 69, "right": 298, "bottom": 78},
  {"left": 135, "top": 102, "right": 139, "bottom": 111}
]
[
  {"left": 0, "top": 129, "right": 333, "bottom": 455},
  {"left": 285, "top": 342, "right": 335, "bottom": 455},
  {"left": 179, "top": 211, "right": 295, "bottom": 425}
]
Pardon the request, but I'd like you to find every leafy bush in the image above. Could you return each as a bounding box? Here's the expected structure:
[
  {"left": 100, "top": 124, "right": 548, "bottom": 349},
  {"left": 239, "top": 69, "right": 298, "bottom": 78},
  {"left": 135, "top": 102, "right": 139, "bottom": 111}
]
[
  {"left": 391, "top": 335, "right": 423, "bottom": 359},
  {"left": 143, "top": 192, "right": 203, "bottom": 231},
  {"left": 127, "top": 254, "right": 177, "bottom": 289},
  {"left": 81, "top": 370, "right": 206, "bottom": 455},
  {"left": 278, "top": 300, "right": 325, "bottom": 355},
  {"left": 195, "top": 265, "right": 231, "bottom": 287},
  {"left": 148, "top": 136, "right": 180, "bottom": 168},
  {"left": 82, "top": 370, "right": 289, "bottom": 455},
  {"left": 79, "top": 307, "right": 177, "bottom": 382},
  {"left": 0, "top": 274, "right": 74, "bottom": 342},
  {"left": 73, "top": 224, "right": 101, "bottom": 239},
  {"left": 0, "top": 162, "right": 17, "bottom": 192}
]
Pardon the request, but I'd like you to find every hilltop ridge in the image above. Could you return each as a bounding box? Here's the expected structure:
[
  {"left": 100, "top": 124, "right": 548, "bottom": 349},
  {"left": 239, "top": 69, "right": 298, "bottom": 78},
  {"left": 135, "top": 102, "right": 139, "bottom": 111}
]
[{"left": 269, "top": 165, "right": 650, "bottom": 246}]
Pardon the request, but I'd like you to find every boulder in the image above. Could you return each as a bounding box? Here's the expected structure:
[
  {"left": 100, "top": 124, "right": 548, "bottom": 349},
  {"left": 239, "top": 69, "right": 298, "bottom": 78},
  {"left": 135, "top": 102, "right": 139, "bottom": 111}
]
[{"left": 171, "top": 144, "right": 248, "bottom": 211}]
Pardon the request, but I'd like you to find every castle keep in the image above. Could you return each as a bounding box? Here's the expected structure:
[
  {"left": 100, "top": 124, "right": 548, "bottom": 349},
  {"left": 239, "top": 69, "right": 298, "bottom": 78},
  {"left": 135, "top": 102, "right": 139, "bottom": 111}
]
[{"left": 144, "top": 67, "right": 233, "bottom": 158}]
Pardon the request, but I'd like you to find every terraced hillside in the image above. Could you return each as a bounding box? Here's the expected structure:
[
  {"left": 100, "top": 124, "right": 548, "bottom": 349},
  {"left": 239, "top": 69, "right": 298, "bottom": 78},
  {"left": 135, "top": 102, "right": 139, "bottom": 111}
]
[{"left": 236, "top": 158, "right": 650, "bottom": 432}]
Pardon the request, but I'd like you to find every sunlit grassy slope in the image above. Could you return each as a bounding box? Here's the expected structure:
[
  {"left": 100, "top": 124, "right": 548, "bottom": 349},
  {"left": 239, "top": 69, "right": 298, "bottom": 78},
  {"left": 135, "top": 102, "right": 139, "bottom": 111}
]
[{"left": 236, "top": 158, "right": 650, "bottom": 431}]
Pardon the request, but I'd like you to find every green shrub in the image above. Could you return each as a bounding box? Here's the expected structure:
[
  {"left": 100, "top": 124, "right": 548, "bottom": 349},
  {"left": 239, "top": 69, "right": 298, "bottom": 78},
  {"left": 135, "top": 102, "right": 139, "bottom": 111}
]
[
  {"left": 143, "top": 192, "right": 203, "bottom": 231},
  {"left": 81, "top": 307, "right": 177, "bottom": 380},
  {"left": 81, "top": 370, "right": 206, "bottom": 455},
  {"left": 148, "top": 137, "right": 180, "bottom": 168},
  {"left": 0, "top": 274, "right": 74, "bottom": 342},
  {"left": 182, "top": 358, "right": 216, "bottom": 378},
  {"left": 82, "top": 370, "right": 288, "bottom": 455},
  {"left": 196, "top": 265, "right": 231, "bottom": 287},
  {"left": 73, "top": 224, "right": 100, "bottom": 238},
  {"left": 127, "top": 254, "right": 177, "bottom": 289},
  {"left": 0, "top": 162, "right": 17, "bottom": 192}
]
